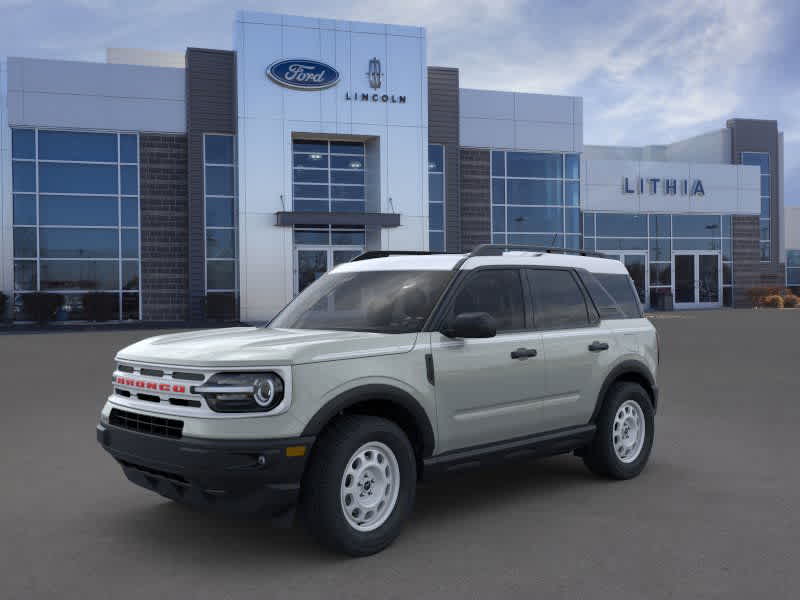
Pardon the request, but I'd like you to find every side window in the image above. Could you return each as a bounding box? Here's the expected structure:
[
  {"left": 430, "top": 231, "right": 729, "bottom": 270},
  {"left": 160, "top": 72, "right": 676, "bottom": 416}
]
[
  {"left": 449, "top": 269, "right": 525, "bottom": 332},
  {"left": 528, "top": 269, "right": 590, "bottom": 330},
  {"left": 594, "top": 273, "right": 643, "bottom": 318},
  {"left": 578, "top": 271, "right": 626, "bottom": 320}
]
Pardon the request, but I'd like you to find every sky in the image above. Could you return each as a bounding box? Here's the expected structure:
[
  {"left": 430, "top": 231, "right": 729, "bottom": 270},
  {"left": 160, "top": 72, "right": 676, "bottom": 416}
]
[{"left": 1, "top": 0, "right": 798, "bottom": 204}]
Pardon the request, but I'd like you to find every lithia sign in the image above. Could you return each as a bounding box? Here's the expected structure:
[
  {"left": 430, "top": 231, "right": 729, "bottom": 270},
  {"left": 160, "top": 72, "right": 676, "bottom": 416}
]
[
  {"left": 623, "top": 177, "right": 705, "bottom": 196},
  {"left": 267, "top": 57, "right": 407, "bottom": 103}
]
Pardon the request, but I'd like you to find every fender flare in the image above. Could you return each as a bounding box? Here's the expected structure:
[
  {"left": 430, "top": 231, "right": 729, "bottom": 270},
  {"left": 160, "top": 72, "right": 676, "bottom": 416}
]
[
  {"left": 301, "top": 384, "right": 436, "bottom": 458},
  {"left": 591, "top": 360, "right": 657, "bottom": 422}
]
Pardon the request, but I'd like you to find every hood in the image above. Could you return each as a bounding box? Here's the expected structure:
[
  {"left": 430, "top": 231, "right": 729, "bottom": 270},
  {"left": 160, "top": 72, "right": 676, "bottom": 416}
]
[{"left": 115, "top": 327, "right": 419, "bottom": 368}]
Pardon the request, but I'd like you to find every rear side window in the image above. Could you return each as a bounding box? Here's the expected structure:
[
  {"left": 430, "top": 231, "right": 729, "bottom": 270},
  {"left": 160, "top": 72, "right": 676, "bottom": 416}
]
[
  {"left": 578, "top": 272, "right": 626, "bottom": 320},
  {"left": 527, "top": 269, "right": 590, "bottom": 330},
  {"left": 450, "top": 269, "right": 525, "bottom": 332},
  {"left": 593, "top": 273, "right": 643, "bottom": 318}
]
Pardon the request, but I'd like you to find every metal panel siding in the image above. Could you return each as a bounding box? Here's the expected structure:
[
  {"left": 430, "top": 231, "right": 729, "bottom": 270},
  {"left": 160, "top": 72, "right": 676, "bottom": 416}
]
[
  {"left": 427, "top": 67, "right": 461, "bottom": 253},
  {"left": 186, "top": 48, "right": 237, "bottom": 321},
  {"left": 459, "top": 148, "right": 491, "bottom": 251}
]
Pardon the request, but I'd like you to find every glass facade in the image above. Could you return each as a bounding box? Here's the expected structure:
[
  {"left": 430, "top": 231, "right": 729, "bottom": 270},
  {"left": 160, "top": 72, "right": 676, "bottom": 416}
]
[
  {"left": 204, "top": 134, "right": 238, "bottom": 300},
  {"left": 491, "top": 150, "right": 580, "bottom": 249},
  {"left": 787, "top": 250, "right": 800, "bottom": 290},
  {"left": 742, "top": 152, "right": 770, "bottom": 261},
  {"left": 428, "top": 144, "right": 445, "bottom": 252},
  {"left": 292, "top": 140, "right": 365, "bottom": 213},
  {"left": 11, "top": 128, "right": 141, "bottom": 320}
]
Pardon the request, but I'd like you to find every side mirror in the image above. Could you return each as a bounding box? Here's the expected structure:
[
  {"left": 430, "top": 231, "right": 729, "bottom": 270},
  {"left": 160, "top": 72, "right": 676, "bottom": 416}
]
[{"left": 442, "top": 312, "right": 497, "bottom": 339}]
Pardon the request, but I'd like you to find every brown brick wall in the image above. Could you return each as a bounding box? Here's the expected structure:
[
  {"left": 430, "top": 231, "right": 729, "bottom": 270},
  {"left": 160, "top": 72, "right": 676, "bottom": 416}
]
[{"left": 459, "top": 149, "right": 491, "bottom": 251}]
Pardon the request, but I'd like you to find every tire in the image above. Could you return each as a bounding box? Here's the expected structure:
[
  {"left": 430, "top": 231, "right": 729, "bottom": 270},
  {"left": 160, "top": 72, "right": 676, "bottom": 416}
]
[
  {"left": 301, "top": 415, "right": 417, "bottom": 556},
  {"left": 583, "top": 382, "right": 654, "bottom": 479}
]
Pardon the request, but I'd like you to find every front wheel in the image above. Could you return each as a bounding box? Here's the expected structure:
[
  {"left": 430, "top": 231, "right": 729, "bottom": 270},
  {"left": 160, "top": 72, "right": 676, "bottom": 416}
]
[
  {"left": 301, "top": 415, "right": 416, "bottom": 556},
  {"left": 583, "top": 382, "right": 654, "bottom": 479}
]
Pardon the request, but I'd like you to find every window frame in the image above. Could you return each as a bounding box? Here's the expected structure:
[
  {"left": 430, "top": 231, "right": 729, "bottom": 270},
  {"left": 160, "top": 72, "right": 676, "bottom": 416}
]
[{"left": 203, "top": 133, "right": 238, "bottom": 294}]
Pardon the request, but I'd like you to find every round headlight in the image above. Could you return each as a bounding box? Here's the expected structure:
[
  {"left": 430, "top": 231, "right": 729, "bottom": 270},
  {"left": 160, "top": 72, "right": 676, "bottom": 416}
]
[{"left": 254, "top": 377, "right": 276, "bottom": 407}]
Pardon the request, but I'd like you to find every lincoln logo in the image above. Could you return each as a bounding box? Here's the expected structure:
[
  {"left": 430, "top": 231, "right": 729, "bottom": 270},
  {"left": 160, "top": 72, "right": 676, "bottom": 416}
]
[
  {"left": 266, "top": 59, "right": 341, "bottom": 90},
  {"left": 367, "top": 57, "right": 382, "bottom": 89},
  {"left": 115, "top": 376, "right": 186, "bottom": 394}
]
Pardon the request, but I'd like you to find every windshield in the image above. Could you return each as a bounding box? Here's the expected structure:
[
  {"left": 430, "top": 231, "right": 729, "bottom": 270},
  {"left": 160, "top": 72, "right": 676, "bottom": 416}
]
[{"left": 270, "top": 270, "right": 453, "bottom": 333}]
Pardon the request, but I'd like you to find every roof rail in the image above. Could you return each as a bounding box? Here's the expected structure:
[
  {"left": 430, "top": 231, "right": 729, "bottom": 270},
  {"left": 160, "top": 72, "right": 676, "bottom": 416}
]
[
  {"left": 468, "top": 244, "right": 607, "bottom": 259},
  {"left": 350, "top": 250, "right": 441, "bottom": 262}
]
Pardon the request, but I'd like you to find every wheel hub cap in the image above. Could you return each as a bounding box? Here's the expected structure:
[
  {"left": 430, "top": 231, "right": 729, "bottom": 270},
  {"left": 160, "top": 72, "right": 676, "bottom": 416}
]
[
  {"left": 613, "top": 400, "right": 646, "bottom": 463},
  {"left": 340, "top": 442, "right": 400, "bottom": 532}
]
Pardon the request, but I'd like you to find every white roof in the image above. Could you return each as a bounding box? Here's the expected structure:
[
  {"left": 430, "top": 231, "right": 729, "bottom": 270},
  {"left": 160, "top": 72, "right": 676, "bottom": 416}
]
[{"left": 331, "top": 251, "right": 628, "bottom": 275}]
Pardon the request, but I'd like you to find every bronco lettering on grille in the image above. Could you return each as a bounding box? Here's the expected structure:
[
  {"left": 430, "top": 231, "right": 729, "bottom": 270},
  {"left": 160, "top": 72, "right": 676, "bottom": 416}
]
[{"left": 115, "top": 377, "right": 186, "bottom": 394}]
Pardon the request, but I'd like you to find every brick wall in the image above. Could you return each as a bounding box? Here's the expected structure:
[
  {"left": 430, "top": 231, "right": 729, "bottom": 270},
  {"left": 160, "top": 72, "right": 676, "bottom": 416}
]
[
  {"left": 139, "top": 134, "right": 189, "bottom": 321},
  {"left": 459, "top": 149, "right": 491, "bottom": 251}
]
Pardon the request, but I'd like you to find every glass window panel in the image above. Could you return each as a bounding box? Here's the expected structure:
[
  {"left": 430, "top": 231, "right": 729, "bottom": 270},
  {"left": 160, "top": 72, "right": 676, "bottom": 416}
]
[
  {"left": 759, "top": 219, "right": 770, "bottom": 240},
  {"left": 40, "top": 260, "right": 118, "bottom": 290},
  {"left": 294, "top": 153, "right": 329, "bottom": 168},
  {"left": 12, "top": 129, "right": 35, "bottom": 159},
  {"left": 507, "top": 206, "right": 563, "bottom": 233},
  {"left": 294, "top": 183, "right": 329, "bottom": 199},
  {"left": 492, "top": 206, "right": 505, "bottom": 233},
  {"left": 294, "top": 229, "right": 329, "bottom": 245},
  {"left": 741, "top": 152, "right": 769, "bottom": 174},
  {"left": 428, "top": 144, "right": 444, "bottom": 172},
  {"left": 760, "top": 175, "right": 770, "bottom": 196},
  {"left": 120, "top": 134, "right": 138, "bottom": 163},
  {"left": 428, "top": 173, "right": 444, "bottom": 204},
  {"left": 429, "top": 203, "right": 444, "bottom": 231},
  {"left": 205, "top": 166, "right": 235, "bottom": 196},
  {"left": 122, "top": 229, "right": 139, "bottom": 258},
  {"left": 492, "top": 233, "right": 506, "bottom": 244},
  {"left": 673, "top": 238, "right": 721, "bottom": 251},
  {"left": 760, "top": 242, "right": 770, "bottom": 261},
  {"left": 331, "top": 200, "right": 365, "bottom": 213},
  {"left": 121, "top": 165, "right": 138, "bottom": 195},
  {"left": 40, "top": 195, "right": 118, "bottom": 226},
  {"left": 205, "top": 135, "right": 234, "bottom": 164},
  {"left": 38, "top": 131, "right": 117, "bottom": 162},
  {"left": 122, "top": 293, "right": 140, "bottom": 320},
  {"left": 584, "top": 237, "right": 595, "bottom": 251},
  {"left": 508, "top": 233, "right": 564, "bottom": 246},
  {"left": 565, "top": 207, "right": 580, "bottom": 233},
  {"left": 761, "top": 197, "right": 770, "bottom": 218},
  {"left": 332, "top": 170, "right": 365, "bottom": 185},
  {"left": 206, "top": 229, "right": 236, "bottom": 258},
  {"left": 723, "top": 263, "right": 732, "bottom": 285},
  {"left": 13, "top": 194, "right": 36, "bottom": 225},
  {"left": 122, "top": 261, "right": 139, "bottom": 290},
  {"left": 294, "top": 199, "right": 329, "bottom": 212},
  {"left": 39, "top": 163, "right": 117, "bottom": 194},
  {"left": 565, "top": 181, "right": 579, "bottom": 206},
  {"left": 331, "top": 185, "right": 364, "bottom": 200},
  {"left": 452, "top": 270, "right": 525, "bottom": 332},
  {"left": 13, "top": 227, "right": 37, "bottom": 258},
  {"left": 583, "top": 213, "right": 595, "bottom": 236},
  {"left": 650, "top": 263, "right": 671, "bottom": 286},
  {"left": 672, "top": 214, "right": 721, "bottom": 237},
  {"left": 331, "top": 155, "right": 362, "bottom": 170},
  {"left": 12, "top": 161, "right": 36, "bottom": 192},
  {"left": 721, "top": 215, "right": 732, "bottom": 237},
  {"left": 507, "top": 152, "right": 562, "bottom": 178},
  {"left": 14, "top": 261, "right": 37, "bottom": 291},
  {"left": 565, "top": 154, "right": 580, "bottom": 179},
  {"left": 649, "top": 214, "right": 671, "bottom": 237},
  {"left": 596, "top": 238, "right": 648, "bottom": 251},
  {"left": 206, "top": 197, "right": 234, "bottom": 227},
  {"left": 787, "top": 251, "right": 800, "bottom": 268},
  {"left": 40, "top": 228, "right": 118, "bottom": 258},
  {"left": 330, "top": 141, "right": 364, "bottom": 155},
  {"left": 331, "top": 230, "right": 366, "bottom": 245},
  {"left": 207, "top": 260, "right": 236, "bottom": 290},
  {"left": 787, "top": 268, "right": 800, "bottom": 285},
  {"left": 293, "top": 168, "right": 328, "bottom": 184},
  {"left": 595, "top": 213, "right": 647, "bottom": 237},
  {"left": 507, "top": 179, "right": 562, "bottom": 206},
  {"left": 723, "top": 287, "right": 732, "bottom": 307},
  {"left": 429, "top": 231, "right": 444, "bottom": 252},
  {"left": 528, "top": 269, "right": 589, "bottom": 329},
  {"left": 565, "top": 234, "right": 581, "bottom": 250},
  {"left": 491, "top": 151, "right": 505, "bottom": 177},
  {"left": 121, "top": 198, "right": 138, "bottom": 227},
  {"left": 492, "top": 179, "right": 505, "bottom": 205},
  {"left": 649, "top": 238, "right": 671, "bottom": 261},
  {"left": 293, "top": 140, "right": 328, "bottom": 154}
]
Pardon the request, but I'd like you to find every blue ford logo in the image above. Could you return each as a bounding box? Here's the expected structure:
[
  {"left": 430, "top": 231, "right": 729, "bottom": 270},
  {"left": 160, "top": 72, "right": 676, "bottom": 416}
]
[{"left": 267, "top": 59, "right": 340, "bottom": 90}]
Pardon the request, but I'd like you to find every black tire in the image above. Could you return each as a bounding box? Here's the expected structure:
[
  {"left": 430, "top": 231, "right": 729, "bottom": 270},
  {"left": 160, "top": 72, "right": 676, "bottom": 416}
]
[
  {"left": 583, "top": 382, "right": 654, "bottom": 479},
  {"left": 301, "top": 415, "right": 417, "bottom": 556}
]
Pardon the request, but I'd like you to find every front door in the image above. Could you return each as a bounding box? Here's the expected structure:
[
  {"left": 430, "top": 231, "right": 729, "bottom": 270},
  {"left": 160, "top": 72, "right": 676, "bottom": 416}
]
[
  {"left": 295, "top": 247, "right": 362, "bottom": 294},
  {"left": 672, "top": 252, "right": 721, "bottom": 309},
  {"left": 604, "top": 252, "right": 648, "bottom": 308}
]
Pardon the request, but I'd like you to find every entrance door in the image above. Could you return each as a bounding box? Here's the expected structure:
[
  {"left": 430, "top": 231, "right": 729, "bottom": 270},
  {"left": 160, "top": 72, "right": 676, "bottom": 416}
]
[
  {"left": 672, "top": 252, "right": 721, "bottom": 309},
  {"left": 604, "top": 252, "right": 648, "bottom": 307},
  {"left": 295, "top": 247, "right": 362, "bottom": 294}
]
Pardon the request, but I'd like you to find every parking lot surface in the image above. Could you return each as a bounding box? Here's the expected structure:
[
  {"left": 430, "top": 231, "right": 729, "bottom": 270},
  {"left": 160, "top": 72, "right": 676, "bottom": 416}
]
[{"left": 2, "top": 309, "right": 799, "bottom": 599}]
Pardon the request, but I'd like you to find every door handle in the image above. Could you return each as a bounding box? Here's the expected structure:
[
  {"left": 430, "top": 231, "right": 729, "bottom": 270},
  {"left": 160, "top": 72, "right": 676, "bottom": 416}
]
[
  {"left": 588, "top": 341, "right": 609, "bottom": 352},
  {"left": 510, "top": 348, "right": 538, "bottom": 360}
]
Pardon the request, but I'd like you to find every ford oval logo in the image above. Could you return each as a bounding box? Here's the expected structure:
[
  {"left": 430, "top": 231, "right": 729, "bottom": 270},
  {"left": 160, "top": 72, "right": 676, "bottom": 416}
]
[{"left": 267, "top": 59, "right": 340, "bottom": 90}]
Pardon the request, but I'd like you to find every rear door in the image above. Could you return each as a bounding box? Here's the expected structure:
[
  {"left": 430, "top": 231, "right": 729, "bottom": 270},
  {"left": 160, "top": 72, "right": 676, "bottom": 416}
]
[{"left": 525, "top": 268, "right": 616, "bottom": 430}]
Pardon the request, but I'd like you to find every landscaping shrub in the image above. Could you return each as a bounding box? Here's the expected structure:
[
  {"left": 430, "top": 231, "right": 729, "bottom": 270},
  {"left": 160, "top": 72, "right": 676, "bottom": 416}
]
[
  {"left": 762, "top": 295, "right": 784, "bottom": 309},
  {"left": 782, "top": 294, "right": 799, "bottom": 308},
  {"left": 21, "top": 293, "right": 64, "bottom": 324},
  {"left": 83, "top": 292, "right": 118, "bottom": 322}
]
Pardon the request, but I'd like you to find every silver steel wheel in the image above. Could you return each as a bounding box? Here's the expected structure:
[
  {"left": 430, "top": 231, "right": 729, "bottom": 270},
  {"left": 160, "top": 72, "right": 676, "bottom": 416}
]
[
  {"left": 613, "top": 400, "right": 646, "bottom": 463},
  {"left": 340, "top": 441, "right": 400, "bottom": 532}
]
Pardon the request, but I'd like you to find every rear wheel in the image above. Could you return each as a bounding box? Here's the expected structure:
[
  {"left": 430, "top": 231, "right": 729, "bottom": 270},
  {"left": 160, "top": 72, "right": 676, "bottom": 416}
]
[
  {"left": 301, "top": 415, "right": 416, "bottom": 556},
  {"left": 583, "top": 382, "right": 654, "bottom": 479}
]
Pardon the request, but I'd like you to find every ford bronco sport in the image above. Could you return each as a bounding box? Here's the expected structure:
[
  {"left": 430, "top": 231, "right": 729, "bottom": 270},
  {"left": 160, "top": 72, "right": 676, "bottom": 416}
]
[{"left": 97, "top": 244, "right": 659, "bottom": 556}]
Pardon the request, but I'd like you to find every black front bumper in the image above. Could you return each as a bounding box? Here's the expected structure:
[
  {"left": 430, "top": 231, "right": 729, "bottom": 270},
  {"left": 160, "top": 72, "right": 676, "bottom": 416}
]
[{"left": 97, "top": 423, "right": 314, "bottom": 517}]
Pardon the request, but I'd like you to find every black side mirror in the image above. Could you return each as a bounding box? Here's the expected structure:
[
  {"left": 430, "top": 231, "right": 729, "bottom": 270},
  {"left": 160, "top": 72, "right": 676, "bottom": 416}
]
[{"left": 442, "top": 312, "right": 497, "bottom": 339}]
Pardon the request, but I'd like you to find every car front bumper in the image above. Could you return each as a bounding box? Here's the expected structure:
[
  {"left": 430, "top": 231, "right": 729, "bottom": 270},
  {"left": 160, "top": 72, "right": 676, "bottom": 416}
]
[{"left": 97, "top": 422, "right": 314, "bottom": 517}]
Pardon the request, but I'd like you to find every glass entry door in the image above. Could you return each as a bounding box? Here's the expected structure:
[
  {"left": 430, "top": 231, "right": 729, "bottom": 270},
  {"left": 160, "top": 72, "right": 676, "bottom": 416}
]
[
  {"left": 295, "top": 247, "right": 362, "bottom": 294},
  {"left": 672, "top": 252, "right": 721, "bottom": 308},
  {"left": 605, "top": 252, "right": 648, "bottom": 307}
]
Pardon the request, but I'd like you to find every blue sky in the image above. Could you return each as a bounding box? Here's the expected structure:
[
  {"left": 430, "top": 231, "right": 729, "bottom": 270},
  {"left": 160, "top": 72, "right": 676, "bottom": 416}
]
[{"left": 2, "top": 0, "right": 798, "bottom": 204}]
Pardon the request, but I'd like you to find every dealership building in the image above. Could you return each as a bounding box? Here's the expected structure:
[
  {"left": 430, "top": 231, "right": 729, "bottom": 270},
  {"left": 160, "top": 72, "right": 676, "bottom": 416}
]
[{"left": 0, "top": 10, "right": 794, "bottom": 323}]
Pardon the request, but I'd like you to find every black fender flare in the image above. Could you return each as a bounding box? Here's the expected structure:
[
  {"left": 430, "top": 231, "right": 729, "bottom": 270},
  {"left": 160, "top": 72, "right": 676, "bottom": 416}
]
[
  {"left": 591, "top": 360, "right": 658, "bottom": 422},
  {"left": 301, "top": 384, "right": 436, "bottom": 458}
]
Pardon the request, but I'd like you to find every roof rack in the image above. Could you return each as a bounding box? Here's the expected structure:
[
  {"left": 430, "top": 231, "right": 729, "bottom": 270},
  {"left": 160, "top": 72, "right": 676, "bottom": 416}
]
[
  {"left": 468, "top": 244, "right": 607, "bottom": 259},
  {"left": 350, "top": 250, "right": 442, "bottom": 262}
]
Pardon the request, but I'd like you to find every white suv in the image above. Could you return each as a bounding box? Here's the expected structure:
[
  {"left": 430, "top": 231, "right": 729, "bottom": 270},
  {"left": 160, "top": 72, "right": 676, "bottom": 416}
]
[{"left": 97, "top": 245, "right": 659, "bottom": 556}]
